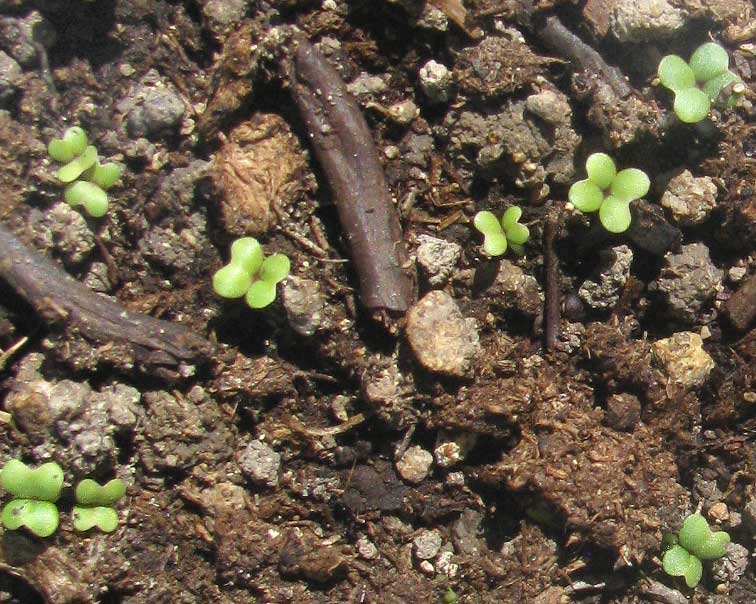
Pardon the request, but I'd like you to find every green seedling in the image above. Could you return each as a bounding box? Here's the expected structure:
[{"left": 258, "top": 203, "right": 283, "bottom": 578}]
[
  {"left": 2, "top": 499, "right": 59, "bottom": 538},
  {"left": 1, "top": 460, "right": 63, "bottom": 502},
  {"left": 213, "top": 237, "right": 290, "bottom": 309},
  {"left": 48, "top": 126, "right": 122, "bottom": 217},
  {"left": 658, "top": 42, "right": 744, "bottom": 123},
  {"left": 662, "top": 513, "right": 730, "bottom": 588},
  {"left": 472, "top": 206, "right": 530, "bottom": 257},
  {"left": 73, "top": 478, "right": 126, "bottom": 533},
  {"left": 569, "top": 153, "right": 650, "bottom": 233},
  {"left": 0, "top": 460, "right": 63, "bottom": 538}
]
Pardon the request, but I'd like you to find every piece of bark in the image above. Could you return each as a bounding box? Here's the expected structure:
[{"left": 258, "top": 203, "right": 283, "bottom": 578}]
[
  {"left": 289, "top": 38, "right": 414, "bottom": 314},
  {"left": 0, "top": 223, "right": 211, "bottom": 373},
  {"left": 544, "top": 213, "right": 561, "bottom": 351},
  {"left": 725, "top": 273, "right": 756, "bottom": 331}
]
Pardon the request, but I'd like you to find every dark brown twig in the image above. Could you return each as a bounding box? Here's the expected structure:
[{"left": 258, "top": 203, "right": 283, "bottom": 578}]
[
  {"left": 537, "top": 16, "right": 631, "bottom": 99},
  {"left": 289, "top": 38, "right": 415, "bottom": 314},
  {"left": 0, "top": 223, "right": 211, "bottom": 371},
  {"left": 544, "top": 212, "right": 561, "bottom": 351}
]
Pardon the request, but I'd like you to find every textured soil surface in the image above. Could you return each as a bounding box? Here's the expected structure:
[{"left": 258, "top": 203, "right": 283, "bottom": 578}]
[{"left": 1, "top": 1, "right": 756, "bottom": 603}]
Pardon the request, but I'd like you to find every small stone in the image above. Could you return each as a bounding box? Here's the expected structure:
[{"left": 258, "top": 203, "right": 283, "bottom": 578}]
[
  {"left": 711, "top": 542, "right": 749, "bottom": 584},
  {"left": 384, "top": 145, "right": 400, "bottom": 159},
  {"left": 709, "top": 502, "right": 729, "bottom": 524},
  {"left": 406, "top": 291, "right": 480, "bottom": 377},
  {"left": 387, "top": 99, "right": 418, "bottom": 125},
  {"left": 418, "top": 560, "right": 435, "bottom": 575},
  {"left": 413, "top": 529, "right": 443, "bottom": 560},
  {"left": 415, "top": 4, "right": 448, "bottom": 30},
  {"left": 579, "top": 245, "right": 633, "bottom": 310},
  {"left": 490, "top": 260, "right": 543, "bottom": 316},
  {"left": 652, "top": 331, "right": 715, "bottom": 389},
  {"left": 118, "top": 63, "right": 136, "bottom": 77},
  {"left": 347, "top": 72, "right": 387, "bottom": 97},
  {"left": 356, "top": 535, "right": 379, "bottom": 560},
  {"left": 728, "top": 266, "right": 747, "bottom": 283},
  {"left": 237, "top": 440, "right": 281, "bottom": 488},
  {"left": 609, "top": 0, "right": 685, "bottom": 43},
  {"left": 605, "top": 393, "right": 641, "bottom": 431},
  {"left": 418, "top": 60, "right": 453, "bottom": 104},
  {"left": 446, "top": 472, "right": 465, "bottom": 486},
  {"left": 396, "top": 445, "right": 433, "bottom": 484},
  {"left": 282, "top": 277, "right": 327, "bottom": 336},
  {"left": 434, "top": 432, "right": 476, "bottom": 468},
  {"left": 0, "top": 51, "right": 21, "bottom": 103},
  {"left": 452, "top": 509, "right": 483, "bottom": 555},
  {"left": 660, "top": 170, "right": 717, "bottom": 227},
  {"left": 436, "top": 550, "right": 458, "bottom": 577},
  {"left": 202, "top": 0, "right": 247, "bottom": 40},
  {"left": 526, "top": 90, "right": 572, "bottom": 126},
  {"left": 656, "top": 243, "right": 723, "bottom": 323},
  {"left": 120, "top": 69, "right": 186, "bottom": 139},
  {"left": 416, "top": 234, "right": 461, "bottom": 287},
  {"left": 42, "top": 203, "right": 96, "bottom": 265}
]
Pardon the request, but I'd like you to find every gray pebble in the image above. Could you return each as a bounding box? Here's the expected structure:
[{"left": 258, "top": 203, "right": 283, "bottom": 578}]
[
  {"left": 418, "top": 60, "right": 453, "bottom": 103},
  {"left": 237, "top": 440, "right": 281, "bottom": 488},
  {"left": 120, "top": 70, "right": 186, "bottom": 139},
  {"left": 396, "top": 445, "right": 433, "bottom": 484},
  {"left": 711, "top": 542, "right": 749, "bottom": 584},
  {"left": 282, "top": 276, "right": 327, "bottom": 336},
  {"left": 416, "top": 234, "right": 461, "bottom": 287},
  {"left": 0, "top": 51, "right": 21, "bottom": 103},
  {"left": 413, "top": 529, "right": 443, "bottom": 560},
  {"left": 579, "top": 245, "right": 633, "bottom": 310}
]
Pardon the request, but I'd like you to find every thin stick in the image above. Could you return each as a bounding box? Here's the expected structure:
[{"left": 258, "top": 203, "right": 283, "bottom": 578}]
[
  {"left": 0, "top": 224, "right": 211, "bottom": 371},
  {"left": 289, "top": 38, "right": 415, "bottom": 314}
]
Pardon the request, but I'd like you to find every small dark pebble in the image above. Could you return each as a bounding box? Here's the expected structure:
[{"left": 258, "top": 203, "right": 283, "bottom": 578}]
[{"left": 605, "top": 393, "right": 641, "bottom": 431}]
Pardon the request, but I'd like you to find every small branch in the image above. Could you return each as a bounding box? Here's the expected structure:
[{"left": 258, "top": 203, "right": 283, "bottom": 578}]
[
  {"left": 537, "top": 15, "right": 631, "bottom": 99},
  {"left": 544, "top": 212, "right": 561, "bottom": 351},
  {"left": 288, "top": 37, "right": 415, "bottom": 314},
  {"left": 0, "top": 224, "right": 212, "bottom": 372}
]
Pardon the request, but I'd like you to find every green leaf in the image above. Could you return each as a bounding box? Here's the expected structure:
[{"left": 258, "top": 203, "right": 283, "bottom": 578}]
[
  {"left": 48, "top": 127, "right": 88, "bottom": 162},
  {"left": 684, "top": 555, "right": 703, "bottom": 588},
  {"left": 1, "top": 460, "right": 63, "bottom": 502},
  {"left": 230, "top": 238, "right": 263, "bottom": 276},
  {"left": 213, "top": 264, "right": 252, "bottom": 299},
  {"left": 75, "top": 478, "right": 126, "bottom": 506},
  {"left": 658, "top": 55, "right": 695, "bottom": 92},
  {"left": 702, "top": 70, "right": 741, "bottom": 102},
  {"left": 57, "top": 145, "right": 98, "bottom": 183},
  {"left": 259, "top": 254, "right": 291, "bottom": 284},
  {"left": 72, "top": 505, "right": 119, "bottom": 533},
  {"left": 473, "top": 211, "right": 507, "bottom": 256},
  {"left": 87, "top": 161, "right": 122, "bottom": 190},
  {"left": 64, "top": 181, "right": 109, "bottom": 218},
  {"left": 689, "top": 42, "right": 729, "bottom": 83},
  {"left": 585, "top": 153, "right": 616, "bottom": 190},
  {"left": 662, "top": 544, "right": 691, "bottom": 577},
  {"left": 694, "top": 530, "right": 730, "bottom": 560},
  {"left": 673, "top": 88, "right": 711, "bottom": 124},
  {"left": 569, "top": 180, "right": 603, "bottom": 213},
  {"left": 610, "top": 168, "right": 650, "bottom": 201},
  {"left": 2, "top": 499, "right": 59, "bottom": 537},
  {"left": 678, "top": 514, "right": 710, "bottom": 553},
  {"left": 598, "top": 196, "right": 632, "bottom": 233},
  {"left": 501, "top": 207, "right": 529, "bottom": 246},
  {"left": 245, "top": 279, "right": 277, "bottom": 309}
]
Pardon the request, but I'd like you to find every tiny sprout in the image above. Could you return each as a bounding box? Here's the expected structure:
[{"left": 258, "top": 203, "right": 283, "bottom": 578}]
[
  {"left": 569, "top": 153, "right": 649, "bottom": 233},
  {"left": 48, "top": 126, "right": 122, "bottom": 217},
  {"left": 73, "top": 478, "right": 126, "bottom": 533},
  {"left": 1, "top": 460, "right": 63, "bottom": 502},
  {"left": 658, "top": 42, "right": 744, "bottom": 123},
  {"left": 662, "top": 513, "right": 730, "bottom": 588},
  {"left": 2, "top": 499, "right": 59, "bottom": 537},
  {"left": 213, "top": 238, "right": 290, "bottom": 309},
  {"left": 472, "top": 206, "right": 530, "bottom": 257}
]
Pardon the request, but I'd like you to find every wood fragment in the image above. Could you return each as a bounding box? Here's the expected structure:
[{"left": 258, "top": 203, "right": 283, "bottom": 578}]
[
  {"left": 725, "top": 273, "right": 756, "bottom": 331},
  {"left": 537, "top": 15, "right": 631, "bottom": 99},
  {"left": 0, "top": 223, "right": 212, "bottom": 373},
  {"left": 289, "top": 38, "right": 415, "bottom": 314}
]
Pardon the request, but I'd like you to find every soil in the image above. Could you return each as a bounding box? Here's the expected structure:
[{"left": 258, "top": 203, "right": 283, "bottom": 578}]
[{"left": 1, "top": 1, "right": 756, "bottom": 604}]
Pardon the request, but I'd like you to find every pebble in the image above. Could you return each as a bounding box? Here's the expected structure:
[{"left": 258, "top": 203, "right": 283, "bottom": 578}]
[
  {"left": 282, "top": 277, "right": 327, "bottom": 336},
  {"left": 0, "top": 51, "right": 21, "bottom": 103},
  {"left": 652, "top": 331, "right": 715, "bottom": 389},
  {"left": 347, "top": 72, "right": 387, "bottom": 97},
  {"left": 434, "top": 432, "right": 476, "bottom": 468},
  {"left": 660, "top": 170, "right": 717, "bottom": 226},
  {"left": 413, "top": 529, "right": 443, "bottom": 560},
  {"left": 711, "top": 542, "right": 749, "bottom": 584},
  {"left": 237, "top": 440, "right": 281, "bottom": 488},
  {"left": 120, "top": 69, "right": 186, "bottom": 139},
  {"left": 416, "top": 234, "right": 461, "bottom": 287},
  {"left": 387, "top": 99, "right": 419, "bottom": 125},
  {"left": 415, "top": 4, "right": 448, "bottom": 31},
  {"left": 579, "top": 245, "right": 633, "bottom": 310},
  {"left": 436, "top": 550, "right": 458, "bottom": 577},
  {"left": 396, "top": 445, "right": 433, "bottom": 484},
  {"left": 356, "top": 535, "right": 379, "bottom": 560},
  {"left": 609, "top": 0, "right": 685, "bottom": 42},
  {"left": 604, "top": 393, "right": 641, "bottom": 431},
  {"left": 418, "top": 60, "right": 453, "bottom": 103},
  {"left": 405, "top": 291, "right": 480, "bottom": 377},
  {"left": 656, "top": 242, "right": 723, "bottom": 323},
  {"left": 202, "top": 0, "right": 247, "bottom": 40},
  {"left": 29, "top": 203, "right": 95, "bottom": 265}
]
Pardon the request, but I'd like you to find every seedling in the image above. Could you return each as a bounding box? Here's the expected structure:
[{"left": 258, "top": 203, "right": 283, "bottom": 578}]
[
  {"left": 0, "top": 460, "right": 63, "bottom": 537},
  {"left": 658, "top": 42, "right": 744, "bottom": 124},
  {"left": 662, "top": 513, "right": 730, "bottom": 588},
  {"left": 568, "top": 153, "right": 650, "bottom": 233},
  {"left": 472, "top": 206, "right": 530, "bottom": 256},
  {"left": 213, "top": 237, "right": 291, "bottom": 309},
  {"left": 47, "top": 126, "right": 122, "bottom": 217},
  {"left": 73, "top": 478, "right": 126, "bottom": 533}
]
